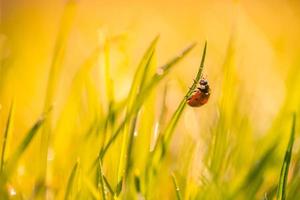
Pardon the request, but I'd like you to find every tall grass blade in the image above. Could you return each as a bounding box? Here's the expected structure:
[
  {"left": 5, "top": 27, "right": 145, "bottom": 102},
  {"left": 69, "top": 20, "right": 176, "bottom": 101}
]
[
  {"left": 0, "top": 101, "right": 14, "bottom": 172},
  {"left": 276, "top": 114, "right": 296, "bottom": 200},
  {"left": 64, "top": 160, "right": 80, "bottom": 200},
  {"left": 5, "top": 112, "right": 47, "bottom": 175},
  {"left": 117, "top": 36, "right": 158, "bottom": 188},
  {"left": 40, "top": 0, "right": 76, "bottom": 184},
  {"left": 103, "top": 175, "right": 114, "bottom": 196},
  {"left": 97, "top": 158, "right": 107, "bottom": 200},
  {"left": 230, "top": 142, "right": 278, "bottom": 199},
  {"left": 171, "top": 172, "right": 182, "bottom": 200},
  {"left": 153, "top": 41, "right": 206, "bottom": 162}
]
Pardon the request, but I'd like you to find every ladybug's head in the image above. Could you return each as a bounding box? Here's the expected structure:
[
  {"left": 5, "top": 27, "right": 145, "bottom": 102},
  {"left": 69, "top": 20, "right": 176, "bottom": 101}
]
[
  {"left": 200, "top": 78, "right": 208, "bottom": 86},
  {"left": 199, "top": 78, "right": 210, "bottom": 93}
]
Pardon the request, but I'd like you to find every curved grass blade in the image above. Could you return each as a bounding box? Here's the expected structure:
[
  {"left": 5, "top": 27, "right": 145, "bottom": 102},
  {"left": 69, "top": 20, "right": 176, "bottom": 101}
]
[
  {"left": 40, "top": 0, "right": 77, "bottom": 184},
  {"left": 152, "top": 41, "right": 206, "bottom": 162},
  {"left": 103, "top": 175, "right": 114, "bottom": 196},
  {"left": 229, "top": 141, "right": 278, "bottom": 199},
  {"left": 4, "top": 112, "right": 47, "bottom": 176},
  {"left": 97, "top": 158, "right": 107, "bottom": 200},
  {"left": 134, "top": 42, "right": 197, "bottom": 111},
  {"left": 65, "top": 160, "right": 80, "bottom": 200},
  {"left": 100, "top": 42, "right": 196, "bottom": 160},
  {"left": 0, "top": 101, "right": 14, "bottom": 173},
  {"left": 117, "top": 36, "right": 158, "bottom": 189},
  {"left": 276, "top": 113, "right": 296, "bottom": 200},
  {"left": 171, "top": 172, "right": 182, "bottom": 200}
]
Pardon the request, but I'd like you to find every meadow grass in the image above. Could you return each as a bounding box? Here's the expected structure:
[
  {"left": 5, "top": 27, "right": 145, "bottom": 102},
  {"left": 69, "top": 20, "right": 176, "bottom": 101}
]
[{"left": 1, "top": 1, "right": 300, "bottom": 200}]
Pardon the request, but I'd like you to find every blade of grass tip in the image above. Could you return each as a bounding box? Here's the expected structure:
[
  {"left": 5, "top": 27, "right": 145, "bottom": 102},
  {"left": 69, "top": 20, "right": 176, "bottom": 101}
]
[
  {"left": 0, "top": 101, "right": 14, "bottom": 173},
  {"left": 97, "top": 158, "right": 107, "bottom": 200},
  {"left": 5, "top": 109, "right": 49, "bottom": 176},
  {"left": 277, "top": 113, "right": 296, "bottom": 200},
  {"left": 127, "top": 35, "right": 159, "bottom": 105},
  {"left": 65, "top": 160, "right": 80, "bottom": 200},
  {"left": 152, "top": 41, "right": 206, "bottom": 163},
  {"left": 100, "top": 42, "right": 196, "bottom": 160},
  {"left": 40, "top": 0, "right": 76, "bottom": 184},
  {"left": 135, "top": 42, "right": 197, "bottom": 111},
  {"left": 99, "top": 36, "right": 158, "bottom": 160},
  {"left": 171, "top": 172, "right": 182, "bottom": 200}
]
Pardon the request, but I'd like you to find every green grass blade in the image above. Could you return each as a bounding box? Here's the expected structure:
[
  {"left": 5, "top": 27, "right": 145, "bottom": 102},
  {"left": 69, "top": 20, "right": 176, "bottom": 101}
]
[
  {"left": 100, "top": 42, "right": 196, "bottom": 159},
  {"left": 97, "top": 158, "right": 107, "bottom": 200},
  {"left": 134, "top": 43, "right": 197, "bottom": 111},
  {"left": 230, "top": 142, "right": 278, "bottom": 199},
  {"left": 5, "top": 113, "right": 47, "bottom": 175},
  {"left": 127, "top": 35, "right": 159, "bottom": 106},
  {"left": 103, "top": 175, "right": 114, "bottom": 196},
  {"left": 40, "top": 0, "right": 76, "bottom": 183},
  {"left": 117, "top": 36, "right": 158, "bottom": 188},
  {"left": 276, "top": 113, "right": 296, "bottom": 200},
  {"left": 64, "top": 160, "right": 80, "bottom": 200},
  {"left": 0, "top": 101, "right": 14, "bottom": 173},
  {"left": 171, "top": 173, "right": 182, "bottom": 200},
  {"left": 153, "top": 41, "right": 206, "bottom": 162}
]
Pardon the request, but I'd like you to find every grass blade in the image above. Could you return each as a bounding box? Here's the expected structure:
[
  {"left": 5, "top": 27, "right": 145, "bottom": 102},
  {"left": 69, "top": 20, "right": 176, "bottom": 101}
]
[
  {"left": 65, "top": 160, "right": 80, "bottom": 200},
  {"left": 276, "top": 113, "right": 296, "bottom": 200},
  {"left": 117, "top": 36, "right": 158, "bottom": 188},
  {"left": 5, "top": 114, "right": 46, "bottom": 175},
  {"left": 97, "top": 158, "right": 107, "bottom": 200},
  {"left": 103, "top": 175, "right": 114, "bottom": 196},
  {"left": 230, "top": 142, "right": 278, "bottom": 199},
  {"left": 134, "top": 42, "right": 197, "bottom": 111},
  {"left": 0, "top": 101, "right": 14, "bottom": 173},
  {"left": 153, "top": 41, "right": 206, "bottom": 162},
  {"left": 171, "top": 172, "right": 182, "bottom": 200},
  {"left": 40, "top": 0, "right": 76, "bottom": 184}
]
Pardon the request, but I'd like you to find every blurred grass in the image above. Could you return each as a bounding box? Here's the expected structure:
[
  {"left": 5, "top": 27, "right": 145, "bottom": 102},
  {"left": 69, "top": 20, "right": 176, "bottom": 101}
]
[
  {"left": 277, "top": 114, "right": 296, "bottom": 200},
  {"left": 1, "top": 1, "right": 300, "bottom": 199}
]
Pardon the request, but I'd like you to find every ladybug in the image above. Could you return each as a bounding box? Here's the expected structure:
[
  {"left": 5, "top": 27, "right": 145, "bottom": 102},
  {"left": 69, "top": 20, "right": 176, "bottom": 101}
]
[{"left": 187, "top": 78, "right": 210, "bottom": 107}]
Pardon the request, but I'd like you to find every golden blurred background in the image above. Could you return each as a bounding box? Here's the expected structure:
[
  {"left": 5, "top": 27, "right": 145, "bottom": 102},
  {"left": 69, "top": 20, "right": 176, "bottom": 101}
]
[{"left": 1, "top": 0, "right": 300, "bottom": 199}]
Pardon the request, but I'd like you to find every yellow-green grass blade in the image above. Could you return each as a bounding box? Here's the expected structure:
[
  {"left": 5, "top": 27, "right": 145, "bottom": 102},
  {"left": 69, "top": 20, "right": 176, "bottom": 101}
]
[
  {"left": 171, "top": 172, "right": 182, "bottom": 200},
  {"left": 124, "top": 47, "right": 157, "bottom": 178},
  {"left": 103, "top": 175, "right": 115, "bottom": 196},
  {"left": 0, "top": 101, "right": 14, "bottom": 173},
  {"left": 276, "top": 114, "right": 296, "bottom": 200},
  {"left": 117, "top": 36, "right": 158, "bottom": 192},
  {"left": 40, "top": 0, "right": 77, "bottom": 185},
  {"left": 98, "top": 158, "right": 107, "bottom": 200},
  {"left": 144, "top": 42, "right": 205, "bottom": 197},
  {"left": 99, "top": 42, "right": 196, "bottom": 160},
  {"left": 230, "top": 141, "right": 278, "bottom": 199},
  {"left": 4, "top": 114, "right": 47, "bottom": 176},
  {"left": 126, "top": 36, "right": 159, "bottom": 109},
  {"left": 134, "top": 43, "right": 197, "bottom": 111},
  {"left": 152, "top": 41, "right": 206, "bottom": 163},
  {"left": 64, "top": 160, "right": 80, "bottom": 200}
]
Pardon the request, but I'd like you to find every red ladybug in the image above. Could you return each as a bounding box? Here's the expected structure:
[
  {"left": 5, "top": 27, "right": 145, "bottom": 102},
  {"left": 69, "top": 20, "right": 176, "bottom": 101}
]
[{"left": 187, "top": 78, "right": 210, "bottom": 107}]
